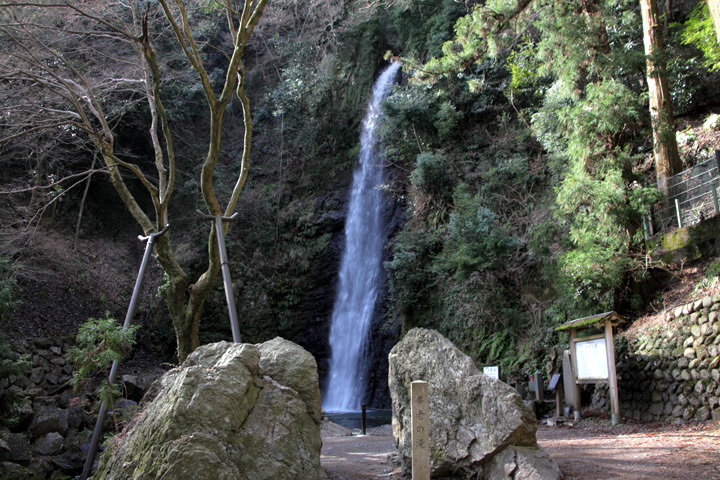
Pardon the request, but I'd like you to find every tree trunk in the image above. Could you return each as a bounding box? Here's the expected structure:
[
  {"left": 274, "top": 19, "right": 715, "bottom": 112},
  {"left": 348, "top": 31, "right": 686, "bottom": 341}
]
[
  {"left": 29, "top": 148, "right": 48, "bottom": 215},
  {"left": 640, "top": 0, "right": 682, "bottom": 197},
  {"left": 709, "top": 0, "right": 720, "bottom": 44},
  {"left": 74, "top": 154, "right": 97, "bottom": 252}
]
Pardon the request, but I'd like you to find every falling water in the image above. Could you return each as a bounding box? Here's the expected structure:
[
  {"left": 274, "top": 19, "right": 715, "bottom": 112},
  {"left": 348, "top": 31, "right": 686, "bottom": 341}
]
[{"left": 323, "top": 62, "right": 401, "bottom": 412}]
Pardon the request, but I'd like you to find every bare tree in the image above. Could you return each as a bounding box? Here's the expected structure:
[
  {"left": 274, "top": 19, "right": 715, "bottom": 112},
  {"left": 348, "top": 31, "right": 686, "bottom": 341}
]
[{"left": 0, "top": 0, "right": 269, "bottom": 361}]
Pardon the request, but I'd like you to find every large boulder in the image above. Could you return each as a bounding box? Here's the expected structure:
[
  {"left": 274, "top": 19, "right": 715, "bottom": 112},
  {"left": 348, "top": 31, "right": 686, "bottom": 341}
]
[
  {"left": 388, "top": 328, "right": 559, "bottom": 479},
  {"left": 93, "top": 340, "right": 326, "bottom": 480}
]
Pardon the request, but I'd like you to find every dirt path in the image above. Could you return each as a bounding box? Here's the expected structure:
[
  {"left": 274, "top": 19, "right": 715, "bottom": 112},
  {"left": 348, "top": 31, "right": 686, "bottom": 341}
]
[
  {"left": 537, "top": 419, "right": 720, "bottom": 479},
  {"left": 321, "top": 420, "right": 720, "bottom": 479},
  {"left": 321, "top": 425, "right": 402, "bottom": 479}
]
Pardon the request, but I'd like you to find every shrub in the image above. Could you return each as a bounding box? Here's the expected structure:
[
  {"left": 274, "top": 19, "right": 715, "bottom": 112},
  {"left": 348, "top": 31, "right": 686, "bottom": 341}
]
[
  {"left": 67, "top": 313, "right": 139, "bottom": 429},
  {"left": 440, "top": 185, "right": 519, "bottom": 279}
]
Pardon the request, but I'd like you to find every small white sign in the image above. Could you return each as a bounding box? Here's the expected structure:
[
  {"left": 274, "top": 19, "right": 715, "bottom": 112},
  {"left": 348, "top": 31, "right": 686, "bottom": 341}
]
[
  {"left": 575, "top": 338, "right": 609, "bottom": 380},
  {"left": 483, "top": 366, "right": 500, "bottom": 379}
]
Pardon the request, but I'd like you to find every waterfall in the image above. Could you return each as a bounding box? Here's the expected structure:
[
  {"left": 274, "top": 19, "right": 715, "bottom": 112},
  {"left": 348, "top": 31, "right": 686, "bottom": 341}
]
[{"left": 323, "top": 62, "right": 401, "bottom": 412}]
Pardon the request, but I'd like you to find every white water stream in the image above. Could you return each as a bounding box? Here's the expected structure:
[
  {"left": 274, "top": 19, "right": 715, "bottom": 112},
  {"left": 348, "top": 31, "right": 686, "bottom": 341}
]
[{"left": 322, "top": 62, "right": 401, "bottom": 412}]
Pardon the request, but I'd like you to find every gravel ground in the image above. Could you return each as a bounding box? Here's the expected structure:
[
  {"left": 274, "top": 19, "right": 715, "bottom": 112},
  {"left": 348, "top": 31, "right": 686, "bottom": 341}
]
[{"left": 321, "top": 419, "right": 720, "bottom": 479}]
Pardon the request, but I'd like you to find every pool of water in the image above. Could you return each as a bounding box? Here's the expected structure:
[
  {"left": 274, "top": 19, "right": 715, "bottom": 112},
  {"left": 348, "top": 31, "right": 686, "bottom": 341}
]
[{"left": 324, "top": 409, "right": 393, "bottom": 430}]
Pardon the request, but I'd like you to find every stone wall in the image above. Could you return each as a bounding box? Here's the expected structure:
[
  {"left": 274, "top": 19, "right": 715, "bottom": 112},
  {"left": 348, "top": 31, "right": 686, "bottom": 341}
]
[
  {"left": 610, "top": 294, "right": 720, "bottom": 422},
  {"left": 1, "top": 337, "right": 158, "bottom": 478}
]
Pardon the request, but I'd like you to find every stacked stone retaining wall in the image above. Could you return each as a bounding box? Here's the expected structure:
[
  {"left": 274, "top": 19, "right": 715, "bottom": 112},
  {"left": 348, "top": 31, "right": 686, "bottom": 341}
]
[
  {"left": 1, "top": 337, "right": 158, "bottom": 478},
  {"left": 610, "top": 294, "right": 720, "bottom": 422}
]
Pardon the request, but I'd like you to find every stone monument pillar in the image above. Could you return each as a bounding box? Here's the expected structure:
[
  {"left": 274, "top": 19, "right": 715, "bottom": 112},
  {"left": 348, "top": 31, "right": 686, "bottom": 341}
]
[{"left": 411, "top": 381, "right": 430, "bottom": 480}]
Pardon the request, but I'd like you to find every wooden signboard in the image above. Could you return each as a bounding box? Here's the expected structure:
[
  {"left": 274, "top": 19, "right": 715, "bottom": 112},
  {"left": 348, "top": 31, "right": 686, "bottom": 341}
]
[
  {"left": 556, "top": 311, "right": 624, "bottom": 426},
  {"left": 575, "top": 337, "right": 609, "bottom": 381}
]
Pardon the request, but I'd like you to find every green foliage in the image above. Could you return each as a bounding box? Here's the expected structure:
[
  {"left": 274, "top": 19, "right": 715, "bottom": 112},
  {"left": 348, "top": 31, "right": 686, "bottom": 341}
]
[
  {"left": 0, "top": 335, "right": 28, "bottom": 428},
  {"left": 680, "top": 2, "right": 720, "bottom": 72},
  {"left": 440, "top": 185, "right": 520, "bottom": 279},
  {"left": 409, "top": 151, "right": 456, "bottom": 225},
  {"left": 411, "top": 151, "right": 455, "bottom": 198},
  {"left": 67, "top": 314, "right": 139, "bottom": 412},
  {"left": 533, "top": 77, "right": 658, "bottom": 312},
  {"left": 385, "top": 230, "right": 442, "bottom": 316},
  {"left": 383, "top": 0, "right": 672, "bottom": 380},
  {"left": 388, "top": 0, "right": 466, "bottom": 59},
  {"left": 706, "top": 259, "right": 720, "bottom": 279},
  {"left": 506, "top": 38, "right": 545, "bottom": 93},
  {"left": 379, "top": 83, "right": 460, "bottom": 164}
]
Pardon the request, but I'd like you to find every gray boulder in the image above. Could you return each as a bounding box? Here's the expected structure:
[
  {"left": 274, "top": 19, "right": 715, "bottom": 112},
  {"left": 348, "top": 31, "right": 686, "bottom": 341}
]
[
  {"left": 29, "top": 406, "right": 68, "bottom": 438},
  {"left": 33, "top": 432, "right": 64, "bottom": 456},
  {"left": 94, "top": 340, "right": 326, "bottom": 480},
  {"left": 388, "top": 328, "right": 559, "bottom": 479}
]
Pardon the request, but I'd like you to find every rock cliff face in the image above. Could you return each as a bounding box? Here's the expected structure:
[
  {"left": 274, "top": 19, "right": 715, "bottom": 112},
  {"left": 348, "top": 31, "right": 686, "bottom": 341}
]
[
  {"left": 388, "top": 328, "right": 559, "bottom": 479},
  {"left": 94, "top": 339, "right": 326, "bottom": 480}
]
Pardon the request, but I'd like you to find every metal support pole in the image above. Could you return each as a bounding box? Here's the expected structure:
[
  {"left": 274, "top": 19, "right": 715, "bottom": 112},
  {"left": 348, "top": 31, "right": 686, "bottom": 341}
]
[
  {"left": 675, "top": 198, "right": 683, "bottom": 228},
  {"left": 197, "top": 210, "right": 241, "bottom": 343},
  {"left": 80, "top": 225, "right": 169, "bottom": 480},
  {"left": 361, "top": 403, "right": 367, "bottom": 435},
  {"left": 714, "top": 185, "right": 720, "bottom": 217}
]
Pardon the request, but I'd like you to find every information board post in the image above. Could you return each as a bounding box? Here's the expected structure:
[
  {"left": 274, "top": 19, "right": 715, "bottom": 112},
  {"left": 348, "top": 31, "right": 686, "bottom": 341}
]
[
  {"left": 568, "top": 330, "right": 581, "bottom": 421},
  {"left": 559, "top": 311, "right": 624, "bottom": 427},
  {"left": 605, "top": 321, "right": 620, "bottom": 426}
]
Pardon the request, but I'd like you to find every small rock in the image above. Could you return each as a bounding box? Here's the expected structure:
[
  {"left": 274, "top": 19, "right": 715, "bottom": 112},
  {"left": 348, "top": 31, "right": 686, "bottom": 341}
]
[
  {"left": 30, "top": 406, "right": 68, "bottom": 438},
  {"left": 703, "top": 296, "right": 713, "bottom": 309},
  {"left": 0, "top": 433, "right": 30, "bottom": 465},
  {"left": 29, "top": 367, "right": 44, "bottom": 385},
  {"left": 50, "top": 357, "right": 65, "bottom": 366},
  {"left": 33, "top": 433, "right": 64, "bottom": 456},
  {"left": 691, "top": 325, "right": 702, "bottom": 338},
  {"left": 694, "top": 406, "right": 711, "bottom": 421},
  {"left": 37, "top": 350, "right": 52, "bottom": 361},
  {"left": 67, "top": 406, "right": 85, "bottom": 429},
  {"left": 320, "top": 419, "right": 353, "bottom": 438}
]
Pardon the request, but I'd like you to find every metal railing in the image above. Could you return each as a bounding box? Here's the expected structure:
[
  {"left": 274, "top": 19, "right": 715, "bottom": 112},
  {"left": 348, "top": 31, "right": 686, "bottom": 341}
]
[{"left": 654, "top": 154, "right": 720, "bottom": 234}]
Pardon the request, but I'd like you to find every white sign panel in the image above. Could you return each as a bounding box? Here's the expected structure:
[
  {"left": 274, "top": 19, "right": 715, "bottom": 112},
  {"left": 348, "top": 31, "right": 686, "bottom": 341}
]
[
  {"left": 483, "top": 366, "right": 500, "bottom": 379},
  {"left": 575, "top": 338, "right": 609, "bottom": 380}
]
